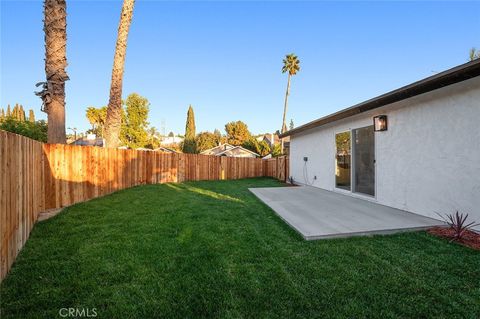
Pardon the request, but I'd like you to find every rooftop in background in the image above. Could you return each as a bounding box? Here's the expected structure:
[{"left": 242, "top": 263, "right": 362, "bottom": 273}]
[
  {"left": 280, "top": 59, "right": 480, "bottom": 138},
  {"left": 154, "top": 146, "right": 178, "bottom": 153},
  {"left": 70, "top": 134, "right": 104, "bottom": 147},
  {"left": 160, "top": 136, "right": 184, "bottom": 145},
  {"left": 200, "top": 143, "right": 260, "bottom": 158}
]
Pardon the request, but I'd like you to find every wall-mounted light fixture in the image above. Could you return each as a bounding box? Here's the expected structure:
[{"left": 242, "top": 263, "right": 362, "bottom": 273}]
[{"left": 373, "top": 115, "right": 388, "bottom": 132}]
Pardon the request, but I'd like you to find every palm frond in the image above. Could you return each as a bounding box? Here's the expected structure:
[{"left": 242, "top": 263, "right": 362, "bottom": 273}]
[{"left": 282, "top": 53, "right": 301, "bottom": 75}]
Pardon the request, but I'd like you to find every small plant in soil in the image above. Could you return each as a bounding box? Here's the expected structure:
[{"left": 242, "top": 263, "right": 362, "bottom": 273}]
[{"left": 436, "top": 211, "right": 479, "bottom": 242}]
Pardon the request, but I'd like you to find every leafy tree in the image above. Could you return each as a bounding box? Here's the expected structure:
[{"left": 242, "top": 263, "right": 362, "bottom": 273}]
[
  {"left": 257, "top": 140, "right": 271, "bottom": 157},
  {"left": 289, "top": 119, "right": 294, "bottom": 130},
  {"left": 335, "top": 131, "right": 350, "bottom": 153},
  {"left": 168, "top": 131, "right": 174, "bottom": 137},
  {"left": 12, "top": 105, "right": 18, "bottom": 119},
  {"left": 225, "top": 121, "right": 251, "bottom": 146},
  {"left": 145, "top": 127, "right": 160, "bottom": 149},
  {"left": 104, "top": 0, "right": 135, "bottom": 148},
  {"left": 29, "top": 109, "right": 36, "bottom": 122},
  {"left": 271, "top": 143, "right": 282, "bottom": 157},
  {"left": 19, "top": 105, "right": 26, "bottom": 121},
  {"left": 12, "top": 104, "right": 26, "bottom": 121},
  {"left": 86, "top": 106, "right": 108, "bottom": 137},
  {"left": 242, "top": 137, "right": 271, "bottom": 157},
  {"left": 0, "top": 118, "right": 48, "bottom": 142},
  {"left": 1, "top": 104, "right": 34, "bottom": 122},
  {"left": 182, "top": 105, "right": 196, "bottom": 153},
  {"left": 120, "top": 93, "right": 150, "bottom": 149},
  {"left": 195, "top": 131, "right": 218, "bottom": 152},
  {"left": 213, "top": 128, "right": 228, "bottom": 144},
  {"left": 469, "top": 47, "right": 480, "bottom": 61},
  {"left": 281, "top": 53, "right": 300, "bottom": 151}
]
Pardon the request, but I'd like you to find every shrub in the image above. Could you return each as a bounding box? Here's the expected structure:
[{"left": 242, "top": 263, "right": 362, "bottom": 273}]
[
  {"left": 436, "top": 211, "right": 479, "bottom": 241},
  {"left": 0, "top": 118, "right": 48, "bottom": 142}
]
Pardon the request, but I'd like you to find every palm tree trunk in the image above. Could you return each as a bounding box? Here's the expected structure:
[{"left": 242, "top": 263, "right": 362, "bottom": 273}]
[
  {"left": 104, "top": 0, "right": 135, "bottom": 148},
  {"left": 281, "top": 74, "right": 291, "bottom": 153},
  {"left": 42, "top": 0, "right": 69, "bottom": 144}
]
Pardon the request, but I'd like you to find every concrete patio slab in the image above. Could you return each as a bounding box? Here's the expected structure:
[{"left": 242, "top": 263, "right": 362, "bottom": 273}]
[{"left": 249, "top": 186, "right": 444, "bottom": 240}]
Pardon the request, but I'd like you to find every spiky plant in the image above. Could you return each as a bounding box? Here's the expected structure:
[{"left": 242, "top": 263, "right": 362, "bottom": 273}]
[{"left": 436, "top": 211, "right": 479, "bottom": 241}]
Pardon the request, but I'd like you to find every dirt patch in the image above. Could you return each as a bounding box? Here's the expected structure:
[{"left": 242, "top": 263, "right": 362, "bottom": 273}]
[
  {"left": 428, "top": 227, "right": 480, "bottom": 250},
  {"left": 38, "top": 208, "right": 63, "bottom": 221}
]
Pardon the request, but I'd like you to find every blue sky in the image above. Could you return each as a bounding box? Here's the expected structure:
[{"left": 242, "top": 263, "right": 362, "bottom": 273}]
[{"left": 1, "top": 1, "right": 479, "bottom": 136}]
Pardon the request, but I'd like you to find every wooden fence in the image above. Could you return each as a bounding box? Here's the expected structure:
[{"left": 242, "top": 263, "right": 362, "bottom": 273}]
[
  {"left": 0, "top": 131, "right": 45, "bottom": 283},
  {"left": 0, "top": 131, "right": 288, "bottom": 281}
]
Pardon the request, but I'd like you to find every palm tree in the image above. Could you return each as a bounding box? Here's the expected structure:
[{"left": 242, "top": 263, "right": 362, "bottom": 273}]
[
  {"left": 281, "top": 53, "right": 300, "bottom": 152},
  {"left": 104, "top": 0, "right": 135, "bottom": 148},
  {"left": 35, "top": 0, "right": 69, "bottom": 144}
]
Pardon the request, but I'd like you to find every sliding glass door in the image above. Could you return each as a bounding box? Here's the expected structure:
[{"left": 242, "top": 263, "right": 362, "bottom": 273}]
[
  {"left": 352, "top": 126, "right": 375, "bottom": 196},
  {"left": 335, "top": 126, "right": 375, "bottom": 196},
  {"left": 335, "top": 131, "right": 351, "bottom": 190}
]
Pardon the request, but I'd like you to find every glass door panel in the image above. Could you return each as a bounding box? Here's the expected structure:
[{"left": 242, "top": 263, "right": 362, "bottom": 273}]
[
  {"left": 335, "top": 131, "right": 351, "bottom": 190},
  {"left": 353, "top": 126, "right": 375, "bottom": 196}
]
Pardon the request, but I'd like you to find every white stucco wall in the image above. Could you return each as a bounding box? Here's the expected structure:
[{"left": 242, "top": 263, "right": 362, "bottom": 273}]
[{"left": 290, "top": 76, "right": 480, "bottom": 230}]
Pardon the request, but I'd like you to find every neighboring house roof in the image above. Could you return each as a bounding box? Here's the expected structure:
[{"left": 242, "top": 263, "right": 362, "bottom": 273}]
[
  {"left": 262, "top": 154, "right": 272, "bottom": 159},
  {"left": 216, "top": 146, "right": 260, "bottom": 158},
  {"left": 154, "top": 147, "right": 178, "bottom": 153},
  {"left": 200, "top": 144, "right": 236, "bottom": 156},
  {"left": 280, "top": 59, "right": 480, "bottom": 138},
  {"left": 71, "top": 137, "right": 104, "bottom": 147},
  {"left": 262, "top": 134, "right": 278, "bottom": 146},
  {"left": 257, "top": 133, "right": 289, "bottom": 147},
  {"left": 200, "top": 144, "right": 259, "bottom": 158},
  {"left": 136, "top": 147, "right": 153, "bottom": 151}
]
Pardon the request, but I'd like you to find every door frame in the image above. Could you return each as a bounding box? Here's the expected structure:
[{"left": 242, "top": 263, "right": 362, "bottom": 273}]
[{"left": 333, "top": 126, "right": 377, "bottom": 201}]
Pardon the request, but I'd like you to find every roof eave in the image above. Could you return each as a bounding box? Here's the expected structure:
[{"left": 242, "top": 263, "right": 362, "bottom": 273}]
[{"left": 280, "top": 59, "right": 480, "bottom": 138}]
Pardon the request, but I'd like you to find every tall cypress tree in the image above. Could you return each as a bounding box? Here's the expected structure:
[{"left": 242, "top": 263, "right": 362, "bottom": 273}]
[
  {"left": 12, "top": 104, "right": 18, "bottom": 119},
  {"left": 19, "top": 105, "right": 26, "bottom": 121},
  {"left": 29, "top": 109, "right": 36, "bottom": 122},
  {"left": 6, "top": 104, "right": 11, "bottom": 117},
  {"left": 182, "top": 105, "right": 196, "bottom": 153}
]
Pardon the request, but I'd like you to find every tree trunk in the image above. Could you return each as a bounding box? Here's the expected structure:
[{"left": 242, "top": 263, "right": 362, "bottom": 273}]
[
  {"left": 43, "top": 0, "right": 69, "bottom": 144},
  {"left": 104, "top": 0, "right": 135, "bottom": 148},
  {"left": 281, "top": 74, "right": 291, "bottom": 153}
]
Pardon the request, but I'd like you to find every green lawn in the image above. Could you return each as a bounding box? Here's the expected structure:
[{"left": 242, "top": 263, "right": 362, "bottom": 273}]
[{"left": 1, "top": 178, "right": 479, "bottom": 318}]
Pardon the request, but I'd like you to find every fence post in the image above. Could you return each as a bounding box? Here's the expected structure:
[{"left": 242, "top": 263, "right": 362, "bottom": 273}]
[
  {"left": 177, "top": 153, "right": 185, "bottom": 183},
  {"left": 220, "top": 157, "right": 226, "bottom": 180}
]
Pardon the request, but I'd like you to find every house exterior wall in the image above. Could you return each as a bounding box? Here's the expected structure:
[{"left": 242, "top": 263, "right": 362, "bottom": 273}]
[{"left": 289, "top": 76, "right": 480, "bottom": 230}]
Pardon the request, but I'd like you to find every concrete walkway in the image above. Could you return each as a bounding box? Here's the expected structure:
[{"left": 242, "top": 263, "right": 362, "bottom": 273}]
[{"left": 249, "top": 186, "right": 443, "bottom": 240}]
